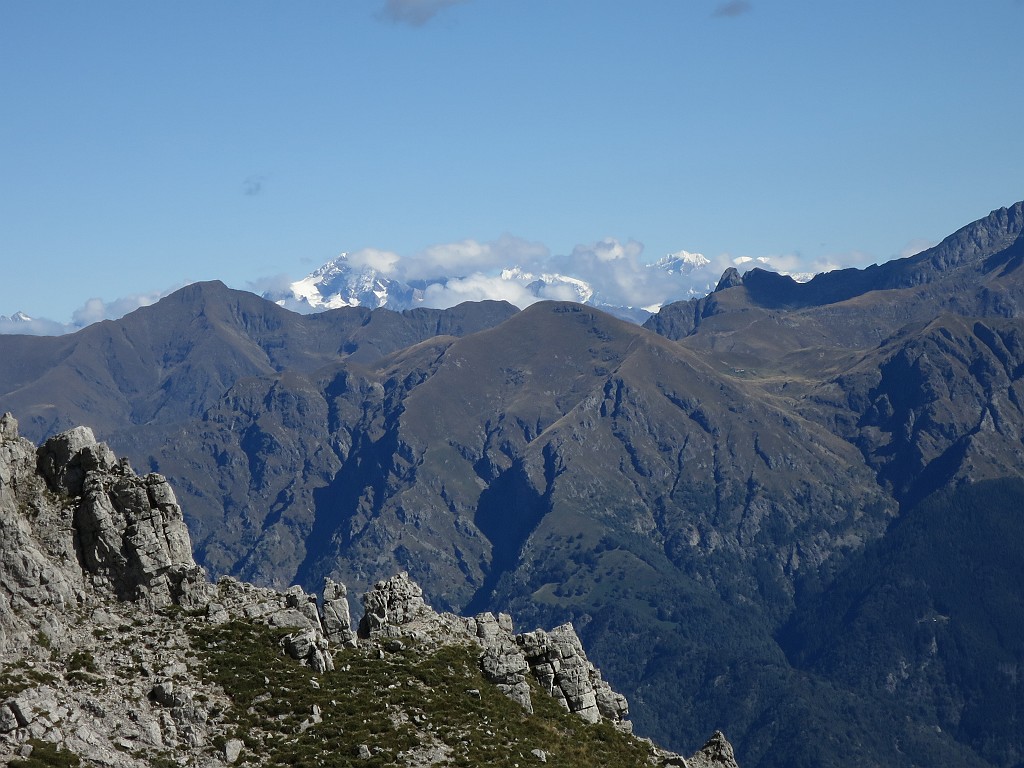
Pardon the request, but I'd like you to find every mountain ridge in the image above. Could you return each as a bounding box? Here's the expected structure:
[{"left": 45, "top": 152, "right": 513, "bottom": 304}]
[
  {"left": 0, "top": 283, "right": 518, "bottom": 444},
  {"left": 645, "top": 201, "right": 1024, "bottom": 344},
  {"left": 267, "top": 247, "right": 721, "bottom": 323},
  {"left": 2, "top": 201, "right": 1024, "bottom": 766}
]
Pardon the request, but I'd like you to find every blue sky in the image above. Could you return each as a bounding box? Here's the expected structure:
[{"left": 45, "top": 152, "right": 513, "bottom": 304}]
[{"left": 2, "top": 0, "right": 1023, "bottom": 328}]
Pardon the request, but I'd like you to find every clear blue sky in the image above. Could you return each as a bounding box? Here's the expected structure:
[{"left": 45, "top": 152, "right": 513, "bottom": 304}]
[{"left": 2, "top": 0, "right": 1023, "bottom": 325}]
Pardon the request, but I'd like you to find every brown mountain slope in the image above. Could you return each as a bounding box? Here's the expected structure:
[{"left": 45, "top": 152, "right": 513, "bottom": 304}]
[
  {"left": 128, "top": 302, "right": 893, "bottom": 607},
  {"left": 0, "top": 281, "right": 517, "bottom": 442}
]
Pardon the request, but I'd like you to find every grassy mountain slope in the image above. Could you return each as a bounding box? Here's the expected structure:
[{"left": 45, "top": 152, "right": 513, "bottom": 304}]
[{"left": 0, "top": 282, "right": 517, "bottom": 442}]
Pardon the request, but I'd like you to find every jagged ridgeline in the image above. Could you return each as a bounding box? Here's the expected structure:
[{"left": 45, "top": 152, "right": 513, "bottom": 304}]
[{"left": 0, "top": 416, "right": 736, "bottom": 767}]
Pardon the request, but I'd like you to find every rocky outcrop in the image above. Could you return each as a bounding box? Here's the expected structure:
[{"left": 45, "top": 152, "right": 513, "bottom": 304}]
[
  {"left": 210, "top": 577, "right": 337, "bottom": 673},
  {"left": 518, "top": 623, "right": 630, "bottom": 725},
  {"left": 0, "top": 416, "right": 226, "bottom": 763},
  {"left": 26, "top": 421, "right": 204, "bottom": 608},
  {"left": 0, "top": 416, "right": 737, "bottom": 766},
  {"left": 322, "top": 576, "right": 358, "bottom": 648},
  {"left": 687, "top": 730, "right": 740, "bottom": 768},
  {"left": 355, "top": 572, "right": 632, "bottom": 730},
  {"left": 0, "top": 417, "right": 203, "bottom": 658}
]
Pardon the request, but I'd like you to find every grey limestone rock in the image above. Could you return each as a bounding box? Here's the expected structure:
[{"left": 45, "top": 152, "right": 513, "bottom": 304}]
[
  {"left": 475, "top": 611, "right": 534, "bottom": 713},
  {"left": 358, "top": 571, "right": 435, "bottom": 638},
  {"left": 75, "top": 468, "right": 199, "bottom": 605},
  {"left": 686, "top": 730, "right": 740, "bottom": 768},
  {"left": 282, "top": 628, "right": 335, "bottom": 673},
  {"left": 207, "top": 576, "right": 340, "bottom": 674},
  {"left": 355, "top": 572, "right": 632, "bottom": 729},
  {"left": 36, "top": 425, "right": 116, "bottom": 497},
  {"left": 322, "top": 577, "right": 357, "bottom": 648},
  {"left": 224, "top": 738, "right": 243, "bottom": 764},
  {"left": 14, "top": 423, "right": 205, "bottom": 609},
  {"left": 516, "top": 622, "right": 630, "bottom": 728}
]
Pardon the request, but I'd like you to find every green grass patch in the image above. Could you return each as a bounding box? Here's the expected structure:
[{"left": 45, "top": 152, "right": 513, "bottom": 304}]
[
  {"left": 189, "top": 619, "right": 654, "bottom": 767},
  {"left": 8, "top": 739, "right": 82, "bottom": 768},
  {"left": 0, "top": 663, "right": 59, "bottom": 700}
]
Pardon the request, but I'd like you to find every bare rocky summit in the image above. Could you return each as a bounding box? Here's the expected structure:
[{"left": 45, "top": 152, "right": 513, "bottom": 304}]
[{"left": 0, "top": 414, "right": 736, "bottom": 767}]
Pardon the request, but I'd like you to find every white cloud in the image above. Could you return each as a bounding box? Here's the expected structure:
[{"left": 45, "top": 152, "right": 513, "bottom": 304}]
[
  {"left": 420, "top": 273, "right": 541, "bottom": 308},
  {"left": 568, "top": 237, "right": 644, "bottom": 265},
  {"left": 349, "top": 248, "right": 401, "bottom": 275},
  {"left": 1, "top": 286, "right": 184, "bottom": 336},
  {"left": 553, "top": 237, "right": 669, "bottom": 308},
  {"left": 379, "top": 0, "right": 469, "bottom": 26},
  {"left": 246, "top": 273, "right": 294, "bottom": 296},
  {"left": 415, "top": 240, "right": 494, "bottom": 275},
  {"left": 71, "top": 289, "right": 175, "bottom": 327},
  {"left": 535, "top": 280, "right": 584, "bottom": 302},
  {"left": 572, "top": 237, "right": 639, "bottom": 263},
  {"left": 709, "top": 250, "right": 861, "bottom": 284},
  {"left": 403, "top": 235, "right": 549, "bottom": 280},
  {"left": 0, "top": 315, "right": 71, "bottom": 336}
]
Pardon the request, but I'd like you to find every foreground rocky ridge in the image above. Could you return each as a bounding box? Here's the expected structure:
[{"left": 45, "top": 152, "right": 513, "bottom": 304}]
[{"left": 0, "top": 415, "right": 735, "bottom": 767}]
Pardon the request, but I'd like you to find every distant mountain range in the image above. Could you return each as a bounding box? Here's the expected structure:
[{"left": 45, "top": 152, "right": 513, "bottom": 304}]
[
  {"left": 0, "top": 246, "right": 727, "bottom": 335},
  {"left": 1, "top": 201, "right": 1023, "bottom": 767},
  {"left": 266, "top": 248, "right": 718, "bottom": 322},
  {"left": 0, "top": 310, "right": 38, "bottom": 332}
]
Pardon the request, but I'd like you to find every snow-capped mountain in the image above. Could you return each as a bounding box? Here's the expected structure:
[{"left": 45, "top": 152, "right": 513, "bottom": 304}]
[
  {"left": 504, "top": 267, "right": 595, "bottom": 304},
  {"left": 0, "top": 311, "right": 33, "bottom": 324},
  {"left": 0, "top": 311, "right": 67, "bottom": 336},
  {"left": 268, "top": 254, "right": 607, "bottom": 315},
  {"left": 267, "top": 247, "right": 722, "bottom": 322},
  {"left": 282, "top": 253, "right": 424, "bottom": 311},
  {"left": 637, "top": 250, "right": 718, "bottom": 314},
  {"left": 653, "top": 249, "right": 711, "bottom": 274}
]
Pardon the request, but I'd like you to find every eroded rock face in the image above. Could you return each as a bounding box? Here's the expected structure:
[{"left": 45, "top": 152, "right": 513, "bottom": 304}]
[
  {"left": 0, "top": 416, "right": 345, "bottom": 763},
  {"left": 518, "top": 623, "right": 630, "bottom": 725},
  {"left": 35, "top": 425, "right": 114, "bottom": 497},
  {"left": 0, "top": 415, "right": 228, "bottom": 763},
  {"left": 76, "top": 467, "right": 199, "bottom": 604},
  {"left": 212, "top": 576, "right": 336, "bottom": 673},
  {"left": 358, "top": 570, "right": 437, "bottom": 638},
  {"left": 14, "top": 420, "right": 206, "bottom": 609},
  {"left": 1, "top": 418, "right": 90, "bottom": 651}
]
